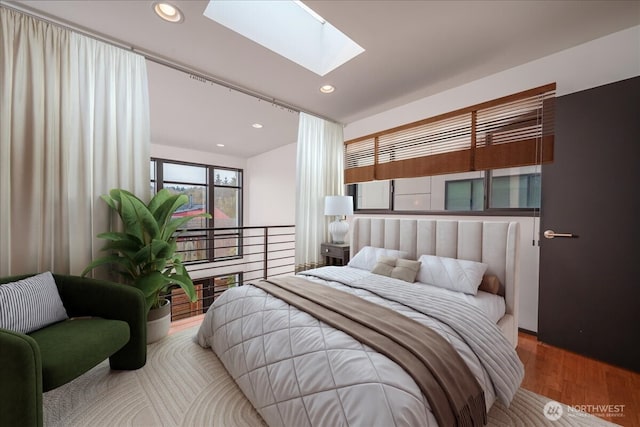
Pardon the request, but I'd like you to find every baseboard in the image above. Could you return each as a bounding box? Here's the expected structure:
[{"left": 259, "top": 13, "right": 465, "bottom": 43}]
[{"left": 518, "top": 327, "right": 537, "bottom": 336}]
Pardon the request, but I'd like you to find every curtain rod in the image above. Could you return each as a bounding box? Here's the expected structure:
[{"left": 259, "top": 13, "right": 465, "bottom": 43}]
[{"left": 0, "top": 1, "right": 341, "bottom": 125}]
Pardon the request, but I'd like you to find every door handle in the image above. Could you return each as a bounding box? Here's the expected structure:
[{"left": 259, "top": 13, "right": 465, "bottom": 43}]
[{"left": 543, "top": 230, "right": 574, "bottom": 239}]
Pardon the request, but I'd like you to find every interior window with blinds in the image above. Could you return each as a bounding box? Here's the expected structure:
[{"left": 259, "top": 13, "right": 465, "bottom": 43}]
[{"left": 346, "top": 83, "right": 554, "bottom": 213}]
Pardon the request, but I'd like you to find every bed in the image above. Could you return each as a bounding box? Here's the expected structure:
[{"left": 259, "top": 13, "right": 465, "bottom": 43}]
[
  {"left": 197, "top": 218, "right": 524, "bottom": 427},
  {"left": 349, "top": 217, "right": 520, "bottom": 348}
]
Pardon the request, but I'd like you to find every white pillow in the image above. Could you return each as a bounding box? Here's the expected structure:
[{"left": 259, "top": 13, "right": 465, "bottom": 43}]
[
  {"left": 348, "top": 246, "right": 409, "bottom": 271},
  {"left": 0, "top": 272, "right": 69, "bottom": 334},
  {"left": 416, "top": 254, "right": 488, "bottom": 295}
]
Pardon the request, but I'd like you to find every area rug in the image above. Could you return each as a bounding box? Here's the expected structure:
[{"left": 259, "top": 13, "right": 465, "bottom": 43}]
[{"left": 43, "top": 327, "right": 618, "bottom": 427}]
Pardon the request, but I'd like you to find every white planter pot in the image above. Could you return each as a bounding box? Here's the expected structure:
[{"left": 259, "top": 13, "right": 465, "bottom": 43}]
[{"left": 146, "top": 299, "right": 171, "bottom": 344}]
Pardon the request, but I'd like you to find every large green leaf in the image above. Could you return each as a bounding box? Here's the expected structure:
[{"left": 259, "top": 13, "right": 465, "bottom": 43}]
[
  {"left": 135, "top": 271, "right": 171, "bottom": 297},
  {"left": 173, "top": 258, "right": 188, "bottom": 276},
  {"left": 135, "top": 271, "right": 174, "bottom": 312},
  {"left": 112, "top": 188, "right": 144, "bottom": 204},
  {"left": 109, "top": 188, "right": 123, "bottom": 203},
  {"left": 145, "top": 294, "right": 157, "bottom": 312},
  {"left": 81, "top": 254, "right": 135, "bottom": 277},
  {"left": 154, "top": 194, "right": 189, "bottom": 231},
  {"left": 119, "top": 192, "right": 160, "bottom": 243},
  {"left": 97, "top": 231, "right": 143, "bottom": 247},
  {"left": 132, "top": 239, "right": 171, "bottom": 265},
  {"left": 147, "top": 189, "right": 172, "bottom": 218},
  {"left": 100, "top": 194, "right": 117, "bottom": 211},
  {"left": 161, "top": 213, "right": 212, "bottom": 241},
  {"left": 167, "top": 273, "right": 197, "bottom": 302},
  {"left": 101, "top": 240, "right": 140, "bottom": 259},
  {"left": 97, "top": 231, "right": 136, "bottom": 242},
  {"left": 165, "top": 240, "right": 177, "bottom": 260},
  {"left": 153, "top": 238, "right": 174, "bottom": 260}
]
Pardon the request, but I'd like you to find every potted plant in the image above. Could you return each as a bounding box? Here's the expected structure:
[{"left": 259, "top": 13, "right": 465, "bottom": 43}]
[{"left": 82, "top": 188, "right": 211, "bottom": 342}]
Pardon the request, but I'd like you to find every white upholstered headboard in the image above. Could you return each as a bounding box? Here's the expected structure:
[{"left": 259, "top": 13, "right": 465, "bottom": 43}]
[{"left": 350, "top": 217, "right": 520, "bottom": 346}]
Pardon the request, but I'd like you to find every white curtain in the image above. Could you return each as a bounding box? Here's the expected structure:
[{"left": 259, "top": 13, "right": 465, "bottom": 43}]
[
  {"left": 295, "top": 113, "right": 344, "bottom": 270},
  {"left": 0, "top": 7, "right": 150, "bottom": 277}
]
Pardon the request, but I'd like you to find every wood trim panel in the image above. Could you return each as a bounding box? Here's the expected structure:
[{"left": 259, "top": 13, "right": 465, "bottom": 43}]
[
  {"left": 345, "top": 165, "right": 375, "bottom": 184},
  {"left": 344, "top": 83, "right": 556, "bottom": 144},
  {"left": 475, "top": 136, "right": 554, "bottom": 170},
  {"left": 375, "top": 150, "right": 472, "bottom": 180}
]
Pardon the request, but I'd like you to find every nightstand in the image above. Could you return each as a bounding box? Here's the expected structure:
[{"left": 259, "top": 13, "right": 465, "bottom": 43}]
[{"left": 321, "top": 242, "right": 350, "bottom": 266}]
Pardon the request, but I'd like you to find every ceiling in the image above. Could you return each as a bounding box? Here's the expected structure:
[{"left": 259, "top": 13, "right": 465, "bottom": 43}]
[{"left": 6, "top": 0, "right": 640, "bottom": 158}]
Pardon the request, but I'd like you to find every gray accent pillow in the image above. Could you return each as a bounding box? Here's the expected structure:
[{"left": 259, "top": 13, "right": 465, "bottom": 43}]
[
  {"left": 391, "top": 259, "right": 422, "bottom": 283},
  {"left": 371, "top": 255, "right": 396, "bottom": 276},
  {"left": 0, "top": 272, "right": 69, "bottom": 334},
  {"left": 371, "top": 256, "right": 421, "bottom": 283}
]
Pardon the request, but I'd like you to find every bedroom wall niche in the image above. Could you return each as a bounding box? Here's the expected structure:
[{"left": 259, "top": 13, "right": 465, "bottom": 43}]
[
  {"left": 344, "top": 25, "right": 639, "bottom": 336},
  {"left": 538, "top": 76, "right": 640, "bottom": 373}
]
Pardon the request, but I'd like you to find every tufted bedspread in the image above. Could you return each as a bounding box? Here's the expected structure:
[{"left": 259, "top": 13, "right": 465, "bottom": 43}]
[{"left": 196, "top": 266, "right": 524, "bottom": 427}]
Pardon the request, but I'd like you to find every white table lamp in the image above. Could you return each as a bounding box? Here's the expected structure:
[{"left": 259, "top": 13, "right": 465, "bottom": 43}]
[{"left": 324, "top": 196, "right": 353, "bottom": 244}]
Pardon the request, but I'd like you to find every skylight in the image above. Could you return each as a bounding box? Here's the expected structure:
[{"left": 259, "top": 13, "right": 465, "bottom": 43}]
[{"left": 203, "top": 0, "right": 365, "bottom": 76}]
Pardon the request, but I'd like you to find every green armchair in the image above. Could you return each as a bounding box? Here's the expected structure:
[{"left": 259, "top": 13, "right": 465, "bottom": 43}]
[{"left": 0, "top": 274, "right": 147, "bottom": 427}]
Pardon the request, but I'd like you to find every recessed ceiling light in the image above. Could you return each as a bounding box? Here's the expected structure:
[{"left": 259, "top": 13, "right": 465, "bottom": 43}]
[
  {"left": 320, "top": 85, "right": 335, "bottom": 94},
  {"left": 153, "top": 2, "right": 184, "bottom": 23},
  {"left": 252, "top": 123, "right": 263, "bottom": 129},
  {"left": 216, "top": 143, "right": 225, "bottom": 147}
]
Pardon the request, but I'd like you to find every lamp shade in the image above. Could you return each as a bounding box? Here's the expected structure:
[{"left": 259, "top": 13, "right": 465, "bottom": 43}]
[{"left": 324, "top": 196, "right": 353, "bottom": 216}]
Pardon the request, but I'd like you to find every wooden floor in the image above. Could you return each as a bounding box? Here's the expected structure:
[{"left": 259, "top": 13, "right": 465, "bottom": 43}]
[
  {"left": 168, "top": 313, "right": 205, "bottom": 335},
  {"left": 517, "top": 332, "right": 640, "bottom": 427},
  {"left": 172, "top": 317, "right": 639, "bottom": 426}
]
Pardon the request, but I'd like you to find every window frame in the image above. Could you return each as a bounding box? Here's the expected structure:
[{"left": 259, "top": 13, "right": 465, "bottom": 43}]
[
  {"left": 444, "top": 177, "right": 485, "bottom": 211},
  {"left": 349, "top": 169, "right": 541, "bottom": 217},
  {"left": 151, "top": 158, "right": 244, "bottom": 263}
]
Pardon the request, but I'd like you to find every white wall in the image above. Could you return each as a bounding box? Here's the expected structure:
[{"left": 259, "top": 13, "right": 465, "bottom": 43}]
[
  {"left": 345, "top": 25, "right": 640, "bottom": 140},
  {"left": 245, "top": 142, "right": 297, "bottom": 226},
  {"left": 151, "top": 143, "right": 246, "bottom": 169},
  {"left": 152, "top": 141, "right": 298, "bottom": 227},
  {"left": 343, "top": 25, "right": 640, "bottom": 332},
  {"left": 152, "top": 142, "right": 296, "bottom": 281}
]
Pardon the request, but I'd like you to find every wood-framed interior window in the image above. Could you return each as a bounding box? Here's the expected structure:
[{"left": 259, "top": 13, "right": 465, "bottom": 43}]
[
  {"left": 344, "top": 83, "right": 555, "bottom": 185},
  {"left": 346, "top": 84, "right": 554, "bottom": 215}
]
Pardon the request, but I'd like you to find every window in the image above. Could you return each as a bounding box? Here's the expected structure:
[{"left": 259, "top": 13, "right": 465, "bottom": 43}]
[
  {"left": 151, "top": 159, "right": 243, "bottom": 262},
  {"left": 345, "top": 83, "right": 554, "bottom": 215},
  {"left": 213, "top": 169, "right": 242, "bottom": 259},
  {"left": 344, "top": 83, "right": 555, "bottom": 185},
  {"left": 445, "top": 178, "right": 484, "bottom": 211},
  {"left": 490, "top": 167, "right": 541, "bottom": 209},
  {"left": 355, "top": 181, "right": 390, "bottom": 210},
  {"left": 202, "top": 0, "right": 364, "bottom": 76},
  {"left": 350, "top": 167, "right": 540, "bottom": 214}
]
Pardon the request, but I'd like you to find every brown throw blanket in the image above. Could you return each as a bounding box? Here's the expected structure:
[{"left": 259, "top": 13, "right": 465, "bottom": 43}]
[{"left": 254, "top": 276, "right": 486, "bottom": 427}]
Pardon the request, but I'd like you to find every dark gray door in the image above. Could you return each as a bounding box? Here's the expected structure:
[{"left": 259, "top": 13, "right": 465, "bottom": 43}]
[{"left": 538, "top": 77, "right": 640, "bottom": 373}]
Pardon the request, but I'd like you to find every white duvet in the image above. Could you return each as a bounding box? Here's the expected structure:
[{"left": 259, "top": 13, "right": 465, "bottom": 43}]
[{"left": 196, "top": 266, "right": 524, "bottom": 427}]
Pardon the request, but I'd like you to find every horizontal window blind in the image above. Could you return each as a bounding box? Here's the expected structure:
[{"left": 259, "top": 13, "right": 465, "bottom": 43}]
[
  {"left": 376, "top": 113, "right": 472, "bottom": 180},
  {"left": 344, "top": 137, "right": 375, "bottom": 183},
  {"left": 344, "top": 83, "right": 555, "bottom": 184},
  {"left": 475, "top": 89, "right": 555, "bottom": 170}
]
